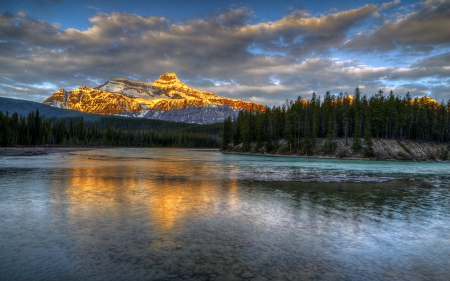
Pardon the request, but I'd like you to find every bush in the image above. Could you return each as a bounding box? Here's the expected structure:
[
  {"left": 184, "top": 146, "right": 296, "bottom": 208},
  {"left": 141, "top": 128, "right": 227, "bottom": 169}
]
[{"left": 439, "top": 147, "right": 449, "bottom": 160}]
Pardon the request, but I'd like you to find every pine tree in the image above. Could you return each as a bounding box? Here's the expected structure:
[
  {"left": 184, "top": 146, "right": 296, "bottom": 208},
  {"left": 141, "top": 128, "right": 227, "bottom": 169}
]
[
  {"left": 221, "top": 116, "right": 232, "bottom": 150},
  {"left": 351, "top": 88, "right": 362, "bottom": 152},
  {"left": 363, "top": 117, "right": 374, "bottom": 157}
]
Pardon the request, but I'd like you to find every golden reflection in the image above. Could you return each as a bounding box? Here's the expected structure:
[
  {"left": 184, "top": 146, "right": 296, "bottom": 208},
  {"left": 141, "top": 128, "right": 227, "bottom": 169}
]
[
  {"left": 146, "top": 160, "right": 240, "bottom": 230},
  {"left": 52, "top": 155, "right": 240, "bottom": 233},
  {"left": 147, "top": 179, "right": 212, "bottom": 230}
]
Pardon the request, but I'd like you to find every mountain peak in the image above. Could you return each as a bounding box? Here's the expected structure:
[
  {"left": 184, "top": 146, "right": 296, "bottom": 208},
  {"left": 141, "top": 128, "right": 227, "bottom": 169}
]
[
  {"left": 151, "top": 72, "right": 188, "bottom": 91},
  {"left": 159, "top": 72, "right": 179, "bottom": 81}
]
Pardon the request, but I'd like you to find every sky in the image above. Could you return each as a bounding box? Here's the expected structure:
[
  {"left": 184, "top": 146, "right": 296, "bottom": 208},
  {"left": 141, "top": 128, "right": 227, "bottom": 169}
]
[{"left": 0, "top": 0, "right": 449, "bottom": 106}]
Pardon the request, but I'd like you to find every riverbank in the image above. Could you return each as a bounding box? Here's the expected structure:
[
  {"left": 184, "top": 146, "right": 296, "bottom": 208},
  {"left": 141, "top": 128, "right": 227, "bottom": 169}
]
[
  {"left": 0, "top": 146, "right": 221, "bottom": 157},
  {"left": 0, "top": 146, "right": 96, "bottom": 156},
  {"left": 223, "top": 138, "right": 450, "bottom": 161}
]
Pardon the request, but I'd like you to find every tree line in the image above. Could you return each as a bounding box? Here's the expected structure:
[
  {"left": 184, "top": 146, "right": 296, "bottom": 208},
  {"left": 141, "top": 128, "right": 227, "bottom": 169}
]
[
  {"left": 0, "top": 110, "right": 222, "bottom": 148},
  {"left": 222, "top": 89, "right": 450, "bottom": 156}
]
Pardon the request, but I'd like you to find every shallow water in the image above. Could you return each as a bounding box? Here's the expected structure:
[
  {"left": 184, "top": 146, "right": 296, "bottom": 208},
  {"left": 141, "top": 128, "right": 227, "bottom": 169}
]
[{"left": 1, "top": 148, "right": 449, "bottom": 280}]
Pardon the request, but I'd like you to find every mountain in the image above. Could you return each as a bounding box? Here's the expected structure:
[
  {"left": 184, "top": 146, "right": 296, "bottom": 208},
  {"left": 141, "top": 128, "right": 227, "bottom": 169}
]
[{"left": 44, "top": 73, "right": 265, "bottom": 124}]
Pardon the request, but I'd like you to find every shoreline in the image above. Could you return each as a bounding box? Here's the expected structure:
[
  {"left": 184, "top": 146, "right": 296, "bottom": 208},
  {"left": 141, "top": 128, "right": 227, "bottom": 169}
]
[
  {"left": 221, "top": 151, "right": 372, "bottom": 161},
  {"left": 222, "top": 138, "right": 450, "bottom": 162},
  {"left": 221, "top": 150, "right": 441, "bottom": 163},
  {"left": 222, "top": 150, "right": 450, "bottom": 162},
  {"left": 0, "top": 146, "right": 97, "bottom": 157},
  {"left": 2, "top": 143, "right": 449, "bottom": 162},
  {"left": 0, "top": 146, "right": 220, "bottom": 157}
]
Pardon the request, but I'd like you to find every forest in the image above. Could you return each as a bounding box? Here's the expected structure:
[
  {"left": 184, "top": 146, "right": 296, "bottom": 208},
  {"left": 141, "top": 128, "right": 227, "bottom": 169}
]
[
  {"left": 221, "top": 88, "right": 450, "bottom": 157},
  {"left": 2, "top": 88, "right": 450, "bottom": 153},
  {"left": 0, "top": 110, "right": 222, "bottom": 148}
]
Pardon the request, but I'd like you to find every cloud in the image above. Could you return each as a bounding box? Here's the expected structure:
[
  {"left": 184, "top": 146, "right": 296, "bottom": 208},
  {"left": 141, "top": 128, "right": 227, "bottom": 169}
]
[
  {"left": 382, "top": 0, "right": 401, "bottom": 9},
  {"left": 344, "top": 0, "right": 450, "bottom": 51},
  {"left": 411, "top": 52, "right": 450, "bottom": 68},
  {"left": 85, "top": 6, "right": 101, "bottom": 12},
  {"left": 0, "top": 3, "right": 449, "bottom": 105},
  {"left": 217, "top": 8, "right": 252, "bottom": 28},
  {"left": 196, "top": 56, "right": 450, "bottom": 106},
  {"left": 249, "top": 4, "right": 379, "bottom": 57}
]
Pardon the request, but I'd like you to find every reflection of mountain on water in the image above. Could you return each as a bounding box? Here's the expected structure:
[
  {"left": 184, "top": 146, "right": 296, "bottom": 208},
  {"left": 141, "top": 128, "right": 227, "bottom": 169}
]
[
  {"left": 51, "top": 156, "right": 239, "bottom": 233},
  {"left": 147, "top": 178, "right": 238, "bottom": 230}
]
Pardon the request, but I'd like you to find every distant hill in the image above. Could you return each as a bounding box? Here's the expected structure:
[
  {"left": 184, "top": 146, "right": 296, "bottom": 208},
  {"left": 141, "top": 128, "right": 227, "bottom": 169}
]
[{"left": 0, "top": 97, "right": 102, "bottom": 120}]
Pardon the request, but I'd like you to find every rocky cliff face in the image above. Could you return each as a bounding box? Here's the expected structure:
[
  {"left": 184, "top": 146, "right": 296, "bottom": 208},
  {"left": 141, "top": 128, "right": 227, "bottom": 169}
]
[
  {"left": 44, "top": 73, "right": 265, "bottom": 123},
  {"left": 96, "top": 78, "right": 158, "bottom": 98},
  {"left": 44, "top": 86, "right": 145, "bottom": 115},
  {"left": 145, "top": 106, "right": 240, "bottom": 124}
]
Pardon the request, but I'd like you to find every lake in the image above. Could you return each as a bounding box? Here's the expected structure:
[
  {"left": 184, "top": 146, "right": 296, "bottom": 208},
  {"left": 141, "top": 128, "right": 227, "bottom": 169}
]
[{"left": 1, "top": 148, "right": 449, "bottom": 280}]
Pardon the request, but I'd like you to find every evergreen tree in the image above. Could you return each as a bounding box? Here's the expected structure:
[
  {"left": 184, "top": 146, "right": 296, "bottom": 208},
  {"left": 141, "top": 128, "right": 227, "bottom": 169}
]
[
  {"left": 221, "top": 116, "right": 232, "bottom": 150},
  {"left": 351, "top": 88, "right": 362, "bottom": 152},
  {"left": 363, "top": 117, "right": 374, "bottom": 157}
]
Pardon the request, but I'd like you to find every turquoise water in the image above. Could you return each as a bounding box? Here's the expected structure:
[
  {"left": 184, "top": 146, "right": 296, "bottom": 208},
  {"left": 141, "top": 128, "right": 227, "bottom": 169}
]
[{"left": 1, "top": 148, "right": 449, "bottom": 280}]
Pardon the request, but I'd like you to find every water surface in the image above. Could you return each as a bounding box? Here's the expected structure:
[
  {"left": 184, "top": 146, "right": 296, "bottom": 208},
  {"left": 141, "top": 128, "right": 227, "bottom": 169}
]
[{"left": 1, "top": 148, "right": 449, "bottom": 280}]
